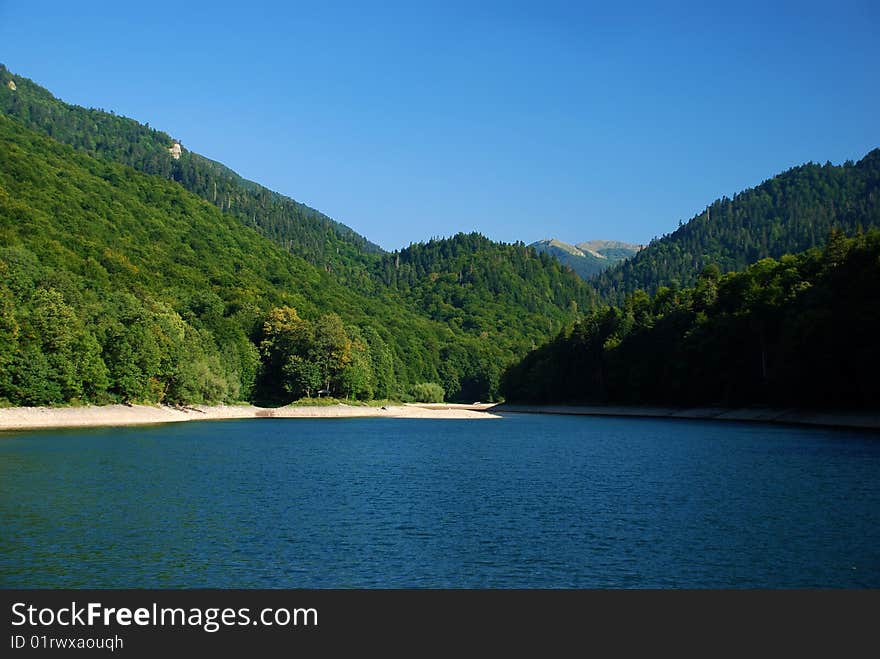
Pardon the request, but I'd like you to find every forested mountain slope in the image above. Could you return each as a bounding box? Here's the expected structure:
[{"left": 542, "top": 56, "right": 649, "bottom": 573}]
[
  {"left": 9, "top": 63, "right": 873, "bottom": 407},
  {"left": 0, "top": 116, "right": 592, "bottom": 404},
  {"left": 374, "top": 233, "right": 596, "bottom": 398},
  {"left": 503, "top": 230, "right": 880, "bottom": 409},
  {"left": 0, "top": 115, "right": 473, "bottom": 404},
  {"left": 0, "top": 64, "right": 381, "bottom": 290},
  {"left": 0, "top": 65, "right": 594, "bottom": 401},
  {"left": 595, "top": 151, "right": 880, "bottom": 303}
]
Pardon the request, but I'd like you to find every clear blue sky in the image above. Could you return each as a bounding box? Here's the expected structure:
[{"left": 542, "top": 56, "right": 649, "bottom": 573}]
[{"left": 2, "top": 0, "right": 877, "bottom": 250}]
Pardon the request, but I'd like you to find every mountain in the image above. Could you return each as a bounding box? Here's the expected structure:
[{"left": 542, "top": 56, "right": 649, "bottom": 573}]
[
  {"left": 0, "top": 113, "right": 454, "bottom": 405},
  {"left": 0, "top": 115, "right": 594, "bottom": 405},
  {"left": 530, "top": 238, "right": 641, "bottom": 279},
  {"left": 373, "top": 233, "right": 596, "bottom": 399},
  {"left": 594, "top": 151, "right": 880, "bottom": 303},
  {"left": 503, "top": 230, "right": 880, "bottom": 409},
  {"left": 0, "top": 63, "right": 382, "bottom": 290},
  {"left": 576, "top": 240, "right": 644, "bottom": 261},
  {"left": 0, "top": 64, "right": 604, "bottom": 404},
  {"left": 8, "top": 62, "right": 875, "bottom": 408}
]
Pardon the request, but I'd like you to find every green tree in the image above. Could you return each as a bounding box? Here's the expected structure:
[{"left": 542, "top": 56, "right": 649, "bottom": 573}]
[
  {"left": 311, "top": 313, "right": 352, "bottom": 394},
  {"left": 409, "top": 382, "right": 445, "bottom": 403},
  {"left": 339, "top": 326, "right": 374, "bottom": 400},
  {"left": 282, "top": 355, "right": 322, "bottom": 398},
  {"left": 11, "top": 346, "right": 62, "bottom": 405},
  {"left": 362, "top": 326, "right": 394, "bottom": 399},
  {"left": 259, "top": 306, "right": 313, "bottom": 397},
  {"left": 0, "top": 278, "right": 19, "bottom": 399}
]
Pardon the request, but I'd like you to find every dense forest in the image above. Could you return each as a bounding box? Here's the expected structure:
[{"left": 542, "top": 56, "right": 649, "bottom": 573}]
[
  {"left": 0, "top": 64, "right": 382, "bottom": 290},
  {"left": 0, "top": 114, "right": 423, "bottom": 405},
  {"left": 594, "top": 152, "right": 880, "bottom": 303},
  {"left": 372, "top": 233, "right": 597, "bottom": 399},
  {"left": 377, "top": 233, "right": 594, "bottom": 345},
  {"left": 2, "top": 63, "right": 879, "bottom": 411},
  {"left": 0, "top": 64, "right": 604, "bottom": 406},
  {"left": 0, "top": 114, "right": 589, "bottom": 405},
  {"left": 502, "top": 230, "right": 880, "bottom": 409}
]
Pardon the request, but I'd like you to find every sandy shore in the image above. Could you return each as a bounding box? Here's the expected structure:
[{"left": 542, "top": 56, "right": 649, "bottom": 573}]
[
  {"left": 8, "top": 401, "right": 873, "bottom": 432},
  {"left": 490, "top": 404, "right": 880, "bottom": 431},
  {"left": 0, "top": 402, "right": 499, "bottom": 432}
]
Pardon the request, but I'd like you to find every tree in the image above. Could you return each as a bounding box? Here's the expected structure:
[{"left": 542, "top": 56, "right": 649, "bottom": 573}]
[
  {"left": 0, "top": 279, "right": 19, "bottom": 399},
  {"left": 259, "top": 306, "right": 313, "bottom": 397},
  {"left": 409, "top": 382, "right": 445, "bottom": 403},
  {"left": 339, "top": 326, "right": 374, "bottom": 400},
  {"left": 362, "top": 326, "right": 394, "bottom": 399},
  {"left": 283, "top": 355, "right": 322, "bottom": 399},
  {"left": 311, "top": 313, "right": 352, "bottom": 394}
]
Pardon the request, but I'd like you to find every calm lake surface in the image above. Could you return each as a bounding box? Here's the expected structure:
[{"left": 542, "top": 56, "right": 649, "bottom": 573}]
[{"left": 1, "top": 414, "right": 879, "bottom": 588}]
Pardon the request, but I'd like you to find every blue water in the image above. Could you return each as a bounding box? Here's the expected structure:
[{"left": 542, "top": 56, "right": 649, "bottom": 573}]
[{"left": 1, "top": 414, "right": 879, "bottom": 588}]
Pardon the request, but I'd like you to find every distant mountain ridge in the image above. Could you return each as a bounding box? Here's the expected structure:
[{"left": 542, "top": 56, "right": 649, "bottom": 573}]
[{"left": 530, "top": 238, "right": 642, "bottom": 279}]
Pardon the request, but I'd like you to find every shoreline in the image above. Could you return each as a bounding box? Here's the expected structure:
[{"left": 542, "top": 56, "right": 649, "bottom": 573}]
[
  {"left": 4, "top": 401, "right": 877, "bottom": 433},
  {"left": 490, "top": 403, "right": 880, "bottom": 431},
  {"left": 0, "top": 402, "right": 499, "bottom": 432}
]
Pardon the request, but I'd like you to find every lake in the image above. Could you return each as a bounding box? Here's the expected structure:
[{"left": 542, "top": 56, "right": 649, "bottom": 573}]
[{"left": 1, "top": 414, "right": 879, "bottom": 588}]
